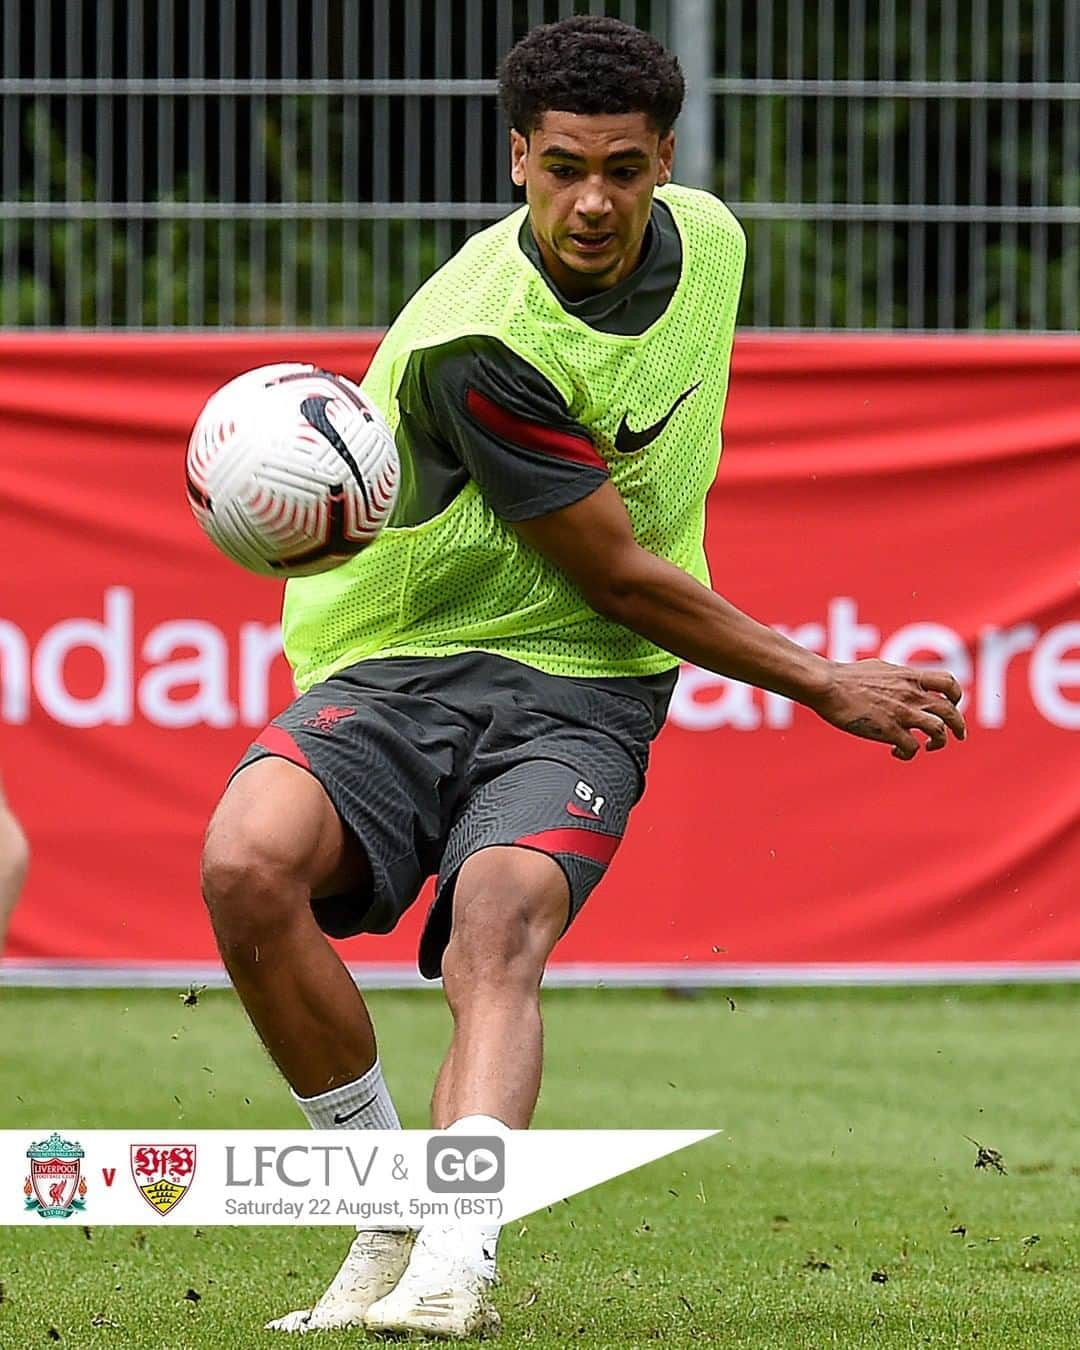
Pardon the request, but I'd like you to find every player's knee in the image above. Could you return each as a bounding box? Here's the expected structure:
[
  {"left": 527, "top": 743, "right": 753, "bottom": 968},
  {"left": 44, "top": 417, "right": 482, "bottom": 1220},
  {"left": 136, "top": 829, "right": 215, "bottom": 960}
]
[
  {"left": 441, "top": 849, "right": 568, "bottom": 998},
  {"left": 200, "top": 818, "right": 302, "bottom": 948},
  {"left": 443, "top": 903, "right": 537, "bottom": 994}
]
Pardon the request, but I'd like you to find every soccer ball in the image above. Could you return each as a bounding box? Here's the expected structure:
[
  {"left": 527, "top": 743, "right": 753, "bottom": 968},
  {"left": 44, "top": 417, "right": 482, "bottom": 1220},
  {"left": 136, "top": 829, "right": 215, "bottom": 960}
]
[{"left": 185, "top": 363, "right": 399, "bottom": 577}]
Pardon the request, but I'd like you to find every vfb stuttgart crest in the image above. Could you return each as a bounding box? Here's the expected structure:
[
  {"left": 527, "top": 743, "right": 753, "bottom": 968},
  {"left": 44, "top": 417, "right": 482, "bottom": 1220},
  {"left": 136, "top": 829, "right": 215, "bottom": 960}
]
[
  {"left": 24, "top": 1133, "right": 87, "bottom": 1219},
  {"left": 131, "top": 1145, "right": 196, "bottom": 1215}
]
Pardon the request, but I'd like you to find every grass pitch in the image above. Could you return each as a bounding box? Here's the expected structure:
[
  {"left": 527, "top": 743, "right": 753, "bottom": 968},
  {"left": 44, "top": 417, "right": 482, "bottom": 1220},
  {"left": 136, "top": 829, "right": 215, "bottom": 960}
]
[{"left": 0, "top": 984, "right": 1077, "bottom": 1348}]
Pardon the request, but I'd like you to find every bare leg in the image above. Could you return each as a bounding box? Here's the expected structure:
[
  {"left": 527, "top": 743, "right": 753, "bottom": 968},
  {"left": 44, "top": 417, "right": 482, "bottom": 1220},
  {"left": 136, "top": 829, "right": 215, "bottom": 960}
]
[
  {"left": 432, "top": 846, "right": 569, "bottom": 1129},
  {"left": 0, "top": 786, "right": 29, "bottom": 955},
  {"left": 364, "top": 847, "right": 566, "bottom": 1339},
  {"left": 201, "top": 757, "right": 377, "bottom": 1097},
  {"left": 206, "top": 758, "right": 419, "bottom": 1338}
]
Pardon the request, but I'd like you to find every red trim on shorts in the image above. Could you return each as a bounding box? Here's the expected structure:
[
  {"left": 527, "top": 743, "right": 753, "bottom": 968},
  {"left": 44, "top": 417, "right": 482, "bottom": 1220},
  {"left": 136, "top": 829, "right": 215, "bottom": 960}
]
[
  {"left": 513, "top": 826, "right": 621, "bottom": 866},
  {"left": 465, "top": 386, "right": 606, "bottom": 470},
  {"left": 254, "top": 724, "right": 311, "bottom": 770}
]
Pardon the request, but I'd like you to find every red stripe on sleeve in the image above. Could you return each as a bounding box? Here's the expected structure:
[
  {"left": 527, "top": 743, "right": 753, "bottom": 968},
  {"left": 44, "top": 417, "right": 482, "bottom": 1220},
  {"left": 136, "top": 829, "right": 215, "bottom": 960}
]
[
  {"left": 254, "top": 724, "right": 311, "bottom": 770},
  {"left": 465, "top": 385, "right": 606, "bottom": 470},
  {"left": 513, "top": 826, "right": 622, "bottom": 867}
]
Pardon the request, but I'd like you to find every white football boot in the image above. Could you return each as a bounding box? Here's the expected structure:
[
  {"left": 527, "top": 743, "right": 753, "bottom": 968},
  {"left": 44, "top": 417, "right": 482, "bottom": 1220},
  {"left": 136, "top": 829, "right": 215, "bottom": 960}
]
[
  {"left": 363, "top": 1227, "right": 501, "bottom": 1340},
  {"left": 266, "top": 1228, "right": 416, "bottom": 1333}
]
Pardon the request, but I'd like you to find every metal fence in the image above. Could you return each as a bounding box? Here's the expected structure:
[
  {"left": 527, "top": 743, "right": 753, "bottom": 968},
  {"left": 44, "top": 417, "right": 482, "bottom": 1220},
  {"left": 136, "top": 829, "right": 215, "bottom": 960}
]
[{"left": 2, "top": 0, "right": 1076, "bottom": 330}]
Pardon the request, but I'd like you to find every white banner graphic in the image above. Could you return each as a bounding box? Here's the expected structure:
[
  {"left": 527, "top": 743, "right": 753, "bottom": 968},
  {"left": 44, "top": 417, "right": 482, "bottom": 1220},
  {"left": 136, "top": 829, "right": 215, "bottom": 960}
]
[{"left": 1, "top": 1130, "right": 716, "bottom": 1226}]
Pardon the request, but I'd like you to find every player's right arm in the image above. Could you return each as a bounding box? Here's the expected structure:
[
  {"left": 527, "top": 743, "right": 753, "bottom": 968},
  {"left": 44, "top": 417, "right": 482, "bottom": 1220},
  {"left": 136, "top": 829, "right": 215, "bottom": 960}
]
[{"left": 512, "top": 480, "right": 966, "bottom": 760}]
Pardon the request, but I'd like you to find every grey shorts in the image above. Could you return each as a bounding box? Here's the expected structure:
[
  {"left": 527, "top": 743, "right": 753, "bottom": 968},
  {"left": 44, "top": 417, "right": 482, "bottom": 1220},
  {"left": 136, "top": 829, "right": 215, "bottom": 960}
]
[{"left": 236, "top": 652, "right": 666, "bottom": 978}]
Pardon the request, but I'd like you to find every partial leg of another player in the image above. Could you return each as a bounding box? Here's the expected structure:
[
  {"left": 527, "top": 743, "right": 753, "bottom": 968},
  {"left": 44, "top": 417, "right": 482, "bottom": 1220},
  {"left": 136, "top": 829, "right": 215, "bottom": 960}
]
[
  {"left": 200, "top": 756, "right": 415, "bottom": 1333},
  {"left": 365, "top": 844, "right": 569, "bottom": 1340},
  {"left": 0, "top": 780, "right": 29, "bottom": 955}
]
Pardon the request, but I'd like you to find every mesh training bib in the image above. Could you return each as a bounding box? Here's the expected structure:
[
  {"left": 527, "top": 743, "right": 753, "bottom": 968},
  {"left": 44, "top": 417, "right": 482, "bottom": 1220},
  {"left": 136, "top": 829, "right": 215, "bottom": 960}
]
[{"left": 284, "top": 184, "right": 745, "bottom": 688}]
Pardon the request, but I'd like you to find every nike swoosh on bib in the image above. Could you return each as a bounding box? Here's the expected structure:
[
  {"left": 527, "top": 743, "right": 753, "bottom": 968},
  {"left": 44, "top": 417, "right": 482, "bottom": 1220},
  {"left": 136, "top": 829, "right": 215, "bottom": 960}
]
[{"left": 613, "top": 381, "right": 701, "bottom": 455}]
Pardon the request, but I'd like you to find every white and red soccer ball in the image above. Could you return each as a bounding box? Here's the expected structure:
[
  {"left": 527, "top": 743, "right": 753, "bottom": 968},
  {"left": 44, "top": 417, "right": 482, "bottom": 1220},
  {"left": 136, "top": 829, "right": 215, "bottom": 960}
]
[{"left": 185, "top": 363, "right": 399, "bottom": 577}]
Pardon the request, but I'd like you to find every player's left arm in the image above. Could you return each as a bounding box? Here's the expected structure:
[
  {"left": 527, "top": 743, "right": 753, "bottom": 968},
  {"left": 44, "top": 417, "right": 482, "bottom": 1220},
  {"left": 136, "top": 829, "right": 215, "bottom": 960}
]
[{"left": 511, "top": 481, "right": 966, "bottom": 760}]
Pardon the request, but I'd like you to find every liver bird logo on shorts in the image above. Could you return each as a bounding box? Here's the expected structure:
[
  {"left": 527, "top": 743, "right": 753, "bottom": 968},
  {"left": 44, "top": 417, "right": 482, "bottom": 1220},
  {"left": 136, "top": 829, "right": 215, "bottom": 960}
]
[{"left": 303, "top": 706, "right": 357, "bottom": 733}]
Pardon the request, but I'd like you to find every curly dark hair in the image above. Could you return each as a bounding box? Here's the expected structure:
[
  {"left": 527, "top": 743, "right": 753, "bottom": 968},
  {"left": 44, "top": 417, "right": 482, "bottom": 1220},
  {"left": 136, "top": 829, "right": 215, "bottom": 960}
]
[{"left": 498, "top": 16, "right": 685, "bottom": 137}]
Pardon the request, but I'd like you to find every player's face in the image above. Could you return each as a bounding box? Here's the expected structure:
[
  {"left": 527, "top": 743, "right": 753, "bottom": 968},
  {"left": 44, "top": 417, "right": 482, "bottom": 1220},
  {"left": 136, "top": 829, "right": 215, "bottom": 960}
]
[{"left": 510, "top": 111, "right": 674, "bottom": 298}]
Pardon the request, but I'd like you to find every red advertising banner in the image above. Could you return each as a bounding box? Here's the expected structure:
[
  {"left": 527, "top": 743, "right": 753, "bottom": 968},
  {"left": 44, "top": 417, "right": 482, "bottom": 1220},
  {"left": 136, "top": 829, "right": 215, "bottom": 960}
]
[{"left": 1, "top": 333, "right": 1077, "bottom": 983}]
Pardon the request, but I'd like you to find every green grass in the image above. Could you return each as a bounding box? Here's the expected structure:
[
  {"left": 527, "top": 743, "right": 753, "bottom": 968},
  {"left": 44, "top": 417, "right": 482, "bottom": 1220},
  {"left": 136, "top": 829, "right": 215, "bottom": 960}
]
[{"left": 1, "top": 985, "right": 1078, "bottom": 1348}]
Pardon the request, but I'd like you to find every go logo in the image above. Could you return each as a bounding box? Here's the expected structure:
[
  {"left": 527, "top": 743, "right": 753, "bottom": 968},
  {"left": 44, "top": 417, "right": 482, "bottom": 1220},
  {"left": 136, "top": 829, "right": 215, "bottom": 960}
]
[{"left": 426, "top": 1136, "right": 505, "bottom": 1193}]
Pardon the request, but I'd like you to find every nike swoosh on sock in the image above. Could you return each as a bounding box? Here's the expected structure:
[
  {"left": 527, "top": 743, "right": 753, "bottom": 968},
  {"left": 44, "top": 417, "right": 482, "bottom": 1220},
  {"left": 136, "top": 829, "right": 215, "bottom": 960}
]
[{"left": 333, "top": 1093, "right": 380, "bottom": 1124}]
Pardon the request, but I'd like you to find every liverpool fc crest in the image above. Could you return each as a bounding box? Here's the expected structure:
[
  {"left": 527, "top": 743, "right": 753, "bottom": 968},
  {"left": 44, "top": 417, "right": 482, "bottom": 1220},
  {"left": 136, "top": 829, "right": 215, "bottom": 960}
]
[
  {"left": 130, "top": 1145, "right": 196, "bottom": 1215},
  {"left": 24, "top": 1134, "right": 87, "bottom": 1219}
]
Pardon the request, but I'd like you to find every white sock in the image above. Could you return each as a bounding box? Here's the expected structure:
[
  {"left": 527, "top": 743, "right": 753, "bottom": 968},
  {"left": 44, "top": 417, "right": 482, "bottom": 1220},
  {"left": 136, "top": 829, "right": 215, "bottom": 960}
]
[
  {"left": 292, "top": 1058, "right": 402, "bottom": 1131},
  {"left": 293, "top": 1061, "right": 407, "bottom": 1236},
  {"left": 423, "top": 1113, "right": 509, "bottom": 1282}
]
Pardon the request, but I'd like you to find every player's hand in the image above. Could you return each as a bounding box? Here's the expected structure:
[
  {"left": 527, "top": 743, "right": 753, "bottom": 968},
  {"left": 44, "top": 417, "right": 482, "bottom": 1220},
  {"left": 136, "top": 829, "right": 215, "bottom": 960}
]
[{"left": 810, "top": 659, "right": 966, "bottom": 760}]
